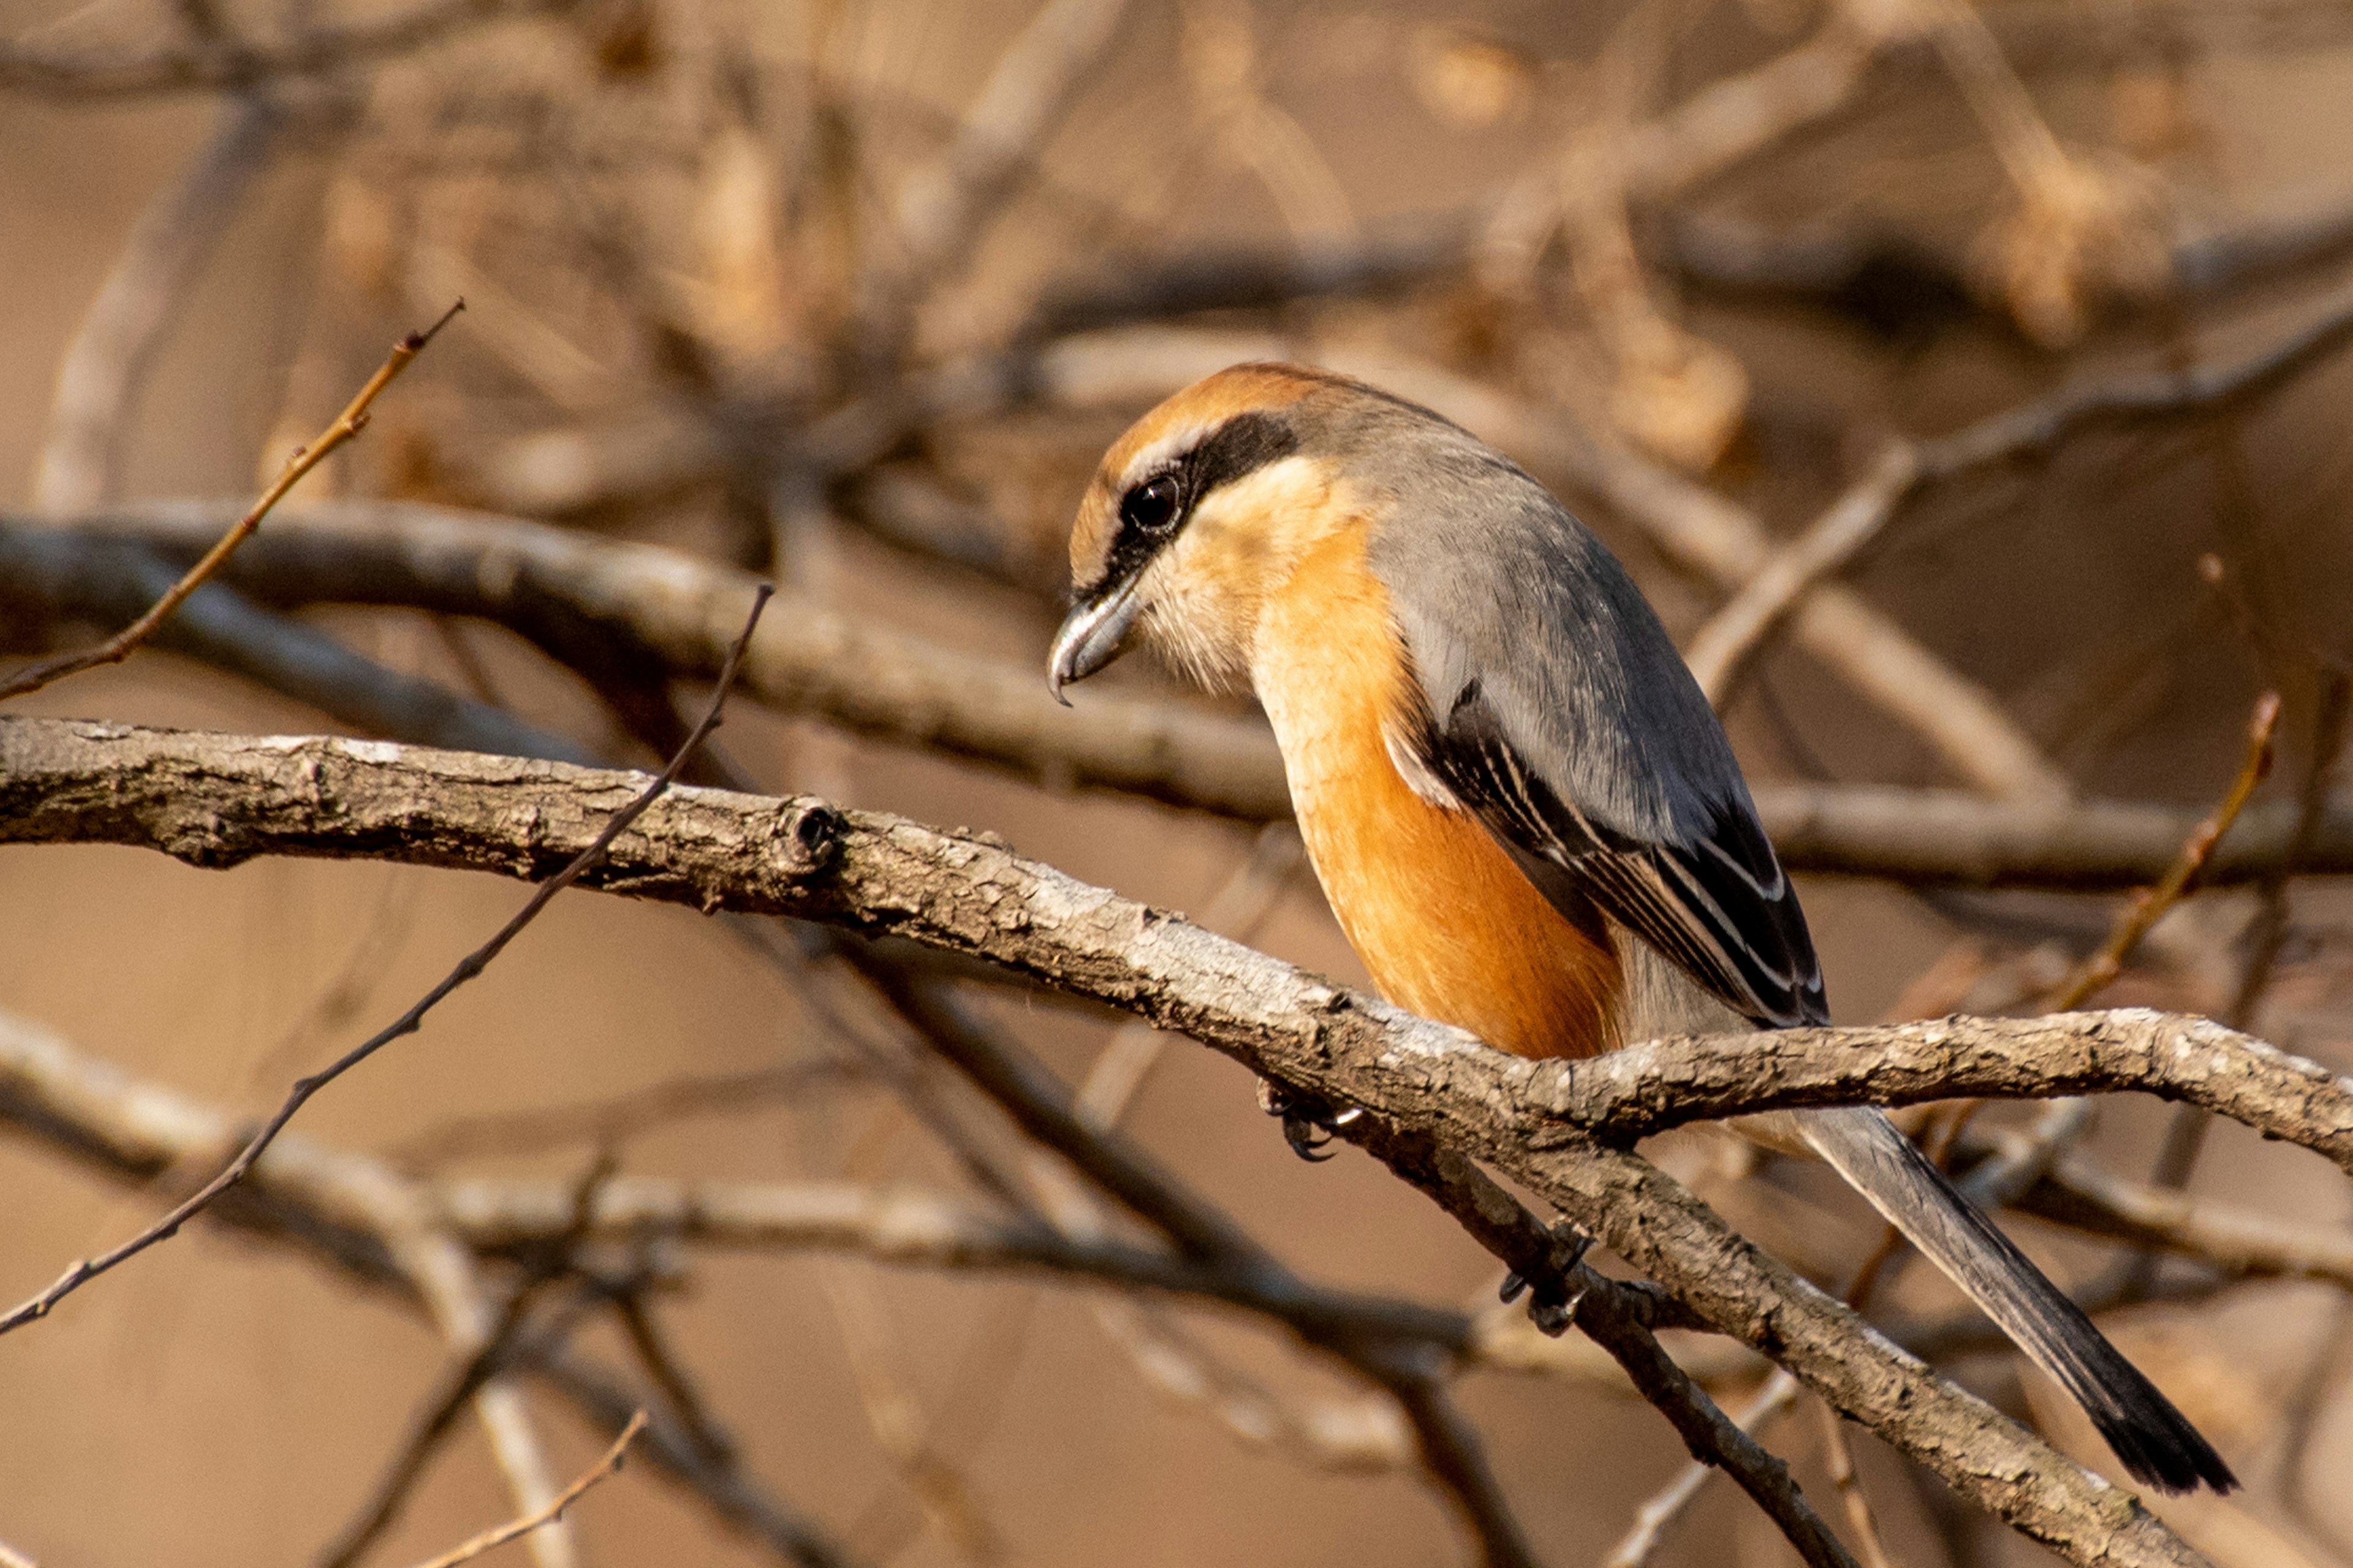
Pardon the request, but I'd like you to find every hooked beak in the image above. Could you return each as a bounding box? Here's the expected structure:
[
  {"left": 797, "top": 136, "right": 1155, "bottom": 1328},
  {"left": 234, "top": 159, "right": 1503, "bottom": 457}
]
[{"left": 1047, "top": 579, "right": 1144, "bottom": 705}]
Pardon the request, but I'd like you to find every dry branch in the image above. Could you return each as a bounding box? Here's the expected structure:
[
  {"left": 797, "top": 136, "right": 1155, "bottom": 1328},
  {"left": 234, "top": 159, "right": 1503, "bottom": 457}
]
[
  {"left": 0, "top": 716, "right": 2243, "bottom": 1566},
  {"left": 28, "top": 500, "right": 2353, "bottom": 885}
]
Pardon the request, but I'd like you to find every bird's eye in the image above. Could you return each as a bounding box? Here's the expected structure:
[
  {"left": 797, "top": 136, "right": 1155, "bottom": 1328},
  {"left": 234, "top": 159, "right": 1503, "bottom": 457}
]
[{"left": 1121, "top": 474, "right": 1183, "bottom": 534}]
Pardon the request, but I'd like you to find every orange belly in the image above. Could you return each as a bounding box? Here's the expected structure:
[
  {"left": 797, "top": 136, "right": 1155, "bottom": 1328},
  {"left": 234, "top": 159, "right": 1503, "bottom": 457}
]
[{"left": 1252, "top": 529, "right": 1622, "bottom": 1059}]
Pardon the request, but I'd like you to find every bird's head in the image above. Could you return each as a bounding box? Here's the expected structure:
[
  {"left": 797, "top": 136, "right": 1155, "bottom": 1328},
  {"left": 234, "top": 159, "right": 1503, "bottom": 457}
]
[{"left": 1050, "top": 362, "right": 1368, "bottom": 702}]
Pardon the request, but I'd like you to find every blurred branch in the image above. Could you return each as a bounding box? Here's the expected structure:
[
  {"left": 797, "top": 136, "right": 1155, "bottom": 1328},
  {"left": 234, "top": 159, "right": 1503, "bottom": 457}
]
[
  {"left": 876, "top": 0, "right": 1135, "bottom": 327},
  {"left": 0, "top": 717, "right": 2229, "bottom": 1567},
  {"left": 31, "top": 94, "right": 293, "bottom": 515},
  {"left": 1689, "top": 272, "right": 2353, "bottom": 697},
  {"left": 0, "top": 530, "right": 591, "bottom": 762},
  {"left": 0, "top": 0, "right": 585, "bottom": 97},
  {"left": 6, "top": 301, "right": 463, "bottom": 702},
  {"left": 1999, "top": 1138, "right": 2353, "bottom": 1291},
  {"left": 21, "top": 502, "right": 2353, "bottom": 888}
]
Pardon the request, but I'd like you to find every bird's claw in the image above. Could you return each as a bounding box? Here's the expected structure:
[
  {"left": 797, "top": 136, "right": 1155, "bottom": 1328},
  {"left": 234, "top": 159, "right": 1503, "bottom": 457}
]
[
  {"left": 1499, "top": 1222, "right": 1594, "bottom": 1336},
  {"left": 1256, "top": 1078, "right": 1362, "bottom": 1163}
]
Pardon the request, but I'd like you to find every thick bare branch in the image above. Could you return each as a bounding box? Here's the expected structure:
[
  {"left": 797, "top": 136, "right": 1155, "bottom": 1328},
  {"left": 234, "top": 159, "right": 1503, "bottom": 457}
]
[{"left": 0, "top": 717, "right": 2222, "bottom": 1567}]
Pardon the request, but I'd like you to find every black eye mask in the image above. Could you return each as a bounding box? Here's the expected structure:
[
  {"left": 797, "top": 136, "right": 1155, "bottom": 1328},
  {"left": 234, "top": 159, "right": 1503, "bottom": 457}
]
[{"left": 1082, "top": 410, "right": 1300, "bottom": 605}]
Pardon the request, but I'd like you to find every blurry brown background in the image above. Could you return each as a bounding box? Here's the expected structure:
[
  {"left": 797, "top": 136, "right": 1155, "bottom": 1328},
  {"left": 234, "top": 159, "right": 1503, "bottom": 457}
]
[{"left": 2, "top": 1, "right": 2353, "bottom": 1565}]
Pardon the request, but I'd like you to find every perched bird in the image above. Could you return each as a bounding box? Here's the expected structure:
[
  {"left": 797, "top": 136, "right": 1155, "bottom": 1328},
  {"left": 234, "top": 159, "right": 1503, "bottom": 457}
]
[{"left": 1047, "top": 362, "right": 2236, "bottom": 1494}]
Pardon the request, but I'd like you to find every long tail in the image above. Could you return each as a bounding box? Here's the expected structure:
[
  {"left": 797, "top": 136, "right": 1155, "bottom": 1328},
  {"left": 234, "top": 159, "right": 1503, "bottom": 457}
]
[{"left": 1797, "top": 1105, "right": 2237, "bottom": 1494}]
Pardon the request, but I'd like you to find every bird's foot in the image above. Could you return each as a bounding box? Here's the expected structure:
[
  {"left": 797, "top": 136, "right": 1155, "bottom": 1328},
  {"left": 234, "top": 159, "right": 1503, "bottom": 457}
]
[
  {"left": 1498, "top": 1222, "right": 1594, "bottom": 1335},
  {"left": 1256, "top": 1077, "right": 1363, "bottom": 1162}
]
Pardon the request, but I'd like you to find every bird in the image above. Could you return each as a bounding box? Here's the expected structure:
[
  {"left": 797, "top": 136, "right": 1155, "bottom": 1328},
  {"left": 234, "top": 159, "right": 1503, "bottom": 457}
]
[{"left": 1045, "top": 360, "right": 2237, "bottom": 1495}]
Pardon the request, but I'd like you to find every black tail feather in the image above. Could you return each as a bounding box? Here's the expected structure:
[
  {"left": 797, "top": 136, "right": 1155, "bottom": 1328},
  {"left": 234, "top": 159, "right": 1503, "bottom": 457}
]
[{"left": 1799, "top": 1106, "right": 2237, "bottom": 1494}]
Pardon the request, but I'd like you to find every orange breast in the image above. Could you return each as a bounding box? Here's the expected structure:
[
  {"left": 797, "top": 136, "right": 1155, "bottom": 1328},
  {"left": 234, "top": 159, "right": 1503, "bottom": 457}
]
[{"left": 1252, "top": 528, "right": 1623, "bottom": 1059}]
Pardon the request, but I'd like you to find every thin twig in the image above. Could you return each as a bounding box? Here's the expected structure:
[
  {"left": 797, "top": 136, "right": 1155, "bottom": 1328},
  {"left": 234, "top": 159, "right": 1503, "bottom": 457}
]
[
  {"left": 2048, "top": 689, "right": 2281, "bottom": 1012},
  {"left": 2, "top": 300, "right": 464, "bottom": 702},
  {"left": 0, "top": 582, "right": 769, "bottom": 1336},
  {"left": 399, "top": 1410, "right": 646, "bottom": 1568},
  {"left": 1811, "top": 1399, "right": 1902, "bottom": 1568}
]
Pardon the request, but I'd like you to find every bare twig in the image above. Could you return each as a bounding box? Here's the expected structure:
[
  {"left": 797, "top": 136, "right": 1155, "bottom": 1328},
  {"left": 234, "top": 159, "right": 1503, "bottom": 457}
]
[
  {"left": 400, "top": 1410, "right": 646, "bottom": 1568},
  {"left": 2222, "top": 666, "right": 2352, "bottom": 1030},
  {"left": 2048, "top": 691, "right": 2281, "bottom": 1012},
  {"left": 0, "top": 585, "right": 766, "bottom": 1335},
  {"left": 4, "top": 302, "right": 464, "bottom": 703},
  {"left": 529, "top": 1347, "right": 856, "bottom": 1567},
  {"left": 2141, "top": 664, "right": 2353, "bottom": 1229}
]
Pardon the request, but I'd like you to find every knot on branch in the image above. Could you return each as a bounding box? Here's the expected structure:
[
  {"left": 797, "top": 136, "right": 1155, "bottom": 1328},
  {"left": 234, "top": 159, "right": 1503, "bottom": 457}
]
[{"left": 773, "top": 800, "right": 844, "bottom": 877}]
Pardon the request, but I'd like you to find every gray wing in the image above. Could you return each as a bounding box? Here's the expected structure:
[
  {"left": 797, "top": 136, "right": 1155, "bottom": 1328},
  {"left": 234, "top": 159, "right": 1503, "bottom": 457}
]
[{"left": 1364, "top": 436, "right": 1828, "bottom": 1029}]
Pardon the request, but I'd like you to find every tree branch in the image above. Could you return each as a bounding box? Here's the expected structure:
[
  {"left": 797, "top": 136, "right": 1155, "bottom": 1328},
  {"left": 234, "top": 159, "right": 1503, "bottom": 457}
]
[
  {"left": 25, "top": 501, "right": 2353, "bottom": 886},
  {"left": 0, "top": 717, "right": 2229, "bottom": 1566},
  {"left": 0, "top": 586, "right": 759, "bottom": 1335}
]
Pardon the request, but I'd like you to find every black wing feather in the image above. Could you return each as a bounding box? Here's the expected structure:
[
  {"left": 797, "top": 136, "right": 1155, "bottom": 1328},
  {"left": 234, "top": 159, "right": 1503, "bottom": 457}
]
[{"left": 1414, "top": 689, "right": 1828, "bottom": 1029}]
